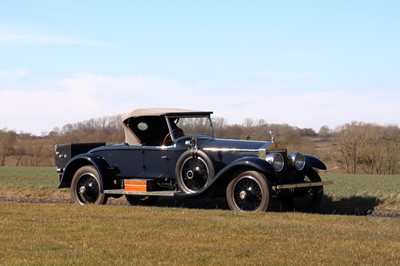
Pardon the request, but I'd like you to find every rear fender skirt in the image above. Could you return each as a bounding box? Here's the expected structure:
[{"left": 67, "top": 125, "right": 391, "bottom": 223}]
[
  {"left": 58, "top": 153, "right": 111, "bottom": 191},
  {"left": 304, "top": 154, "right": 327, "bottom": 170}
]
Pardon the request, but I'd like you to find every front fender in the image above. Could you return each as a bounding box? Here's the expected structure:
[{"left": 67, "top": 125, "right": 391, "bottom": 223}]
[
  {"left": 304, "top": 154, "right": 327, "bottom": 170},
  {"left": 58, "top": 153, "right": 111, "bottom": 191},
  {"left": 215, "top": 157, "right": 275, "bottom": 180},
  {"left": 184, "top": 157, "right": 275, "bottom": 198}
]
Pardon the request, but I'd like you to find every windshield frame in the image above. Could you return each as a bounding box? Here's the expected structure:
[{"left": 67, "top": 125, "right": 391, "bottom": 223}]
[{"left": 165, "top": 114, "right": 216, "bottom": 143}]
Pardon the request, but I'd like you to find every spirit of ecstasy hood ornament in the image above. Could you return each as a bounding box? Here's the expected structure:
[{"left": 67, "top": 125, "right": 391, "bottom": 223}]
[{"left": 268, "top": 129, "right": 275, "bottom": 143}]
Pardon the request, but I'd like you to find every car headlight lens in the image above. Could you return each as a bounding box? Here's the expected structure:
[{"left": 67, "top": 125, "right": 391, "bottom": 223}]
[
  {"left": 288, "top": 152, "right": 305, "bottom": 170},
  {"left": 266, "top": 152, "right": 284, "bottom": 172}
]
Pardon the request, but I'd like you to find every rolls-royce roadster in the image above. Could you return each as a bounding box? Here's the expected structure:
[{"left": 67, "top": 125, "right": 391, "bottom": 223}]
[{"left": 55, "top": 108, "right": 331, "bottom": 212}]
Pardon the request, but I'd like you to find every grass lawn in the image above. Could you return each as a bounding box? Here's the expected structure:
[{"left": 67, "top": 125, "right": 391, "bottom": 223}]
[
  {"left": 0, "top": 202, "right": 399, "bottom": 265},
  {"left": 0, "top": 167, "right": 400, "bottom": 265}
]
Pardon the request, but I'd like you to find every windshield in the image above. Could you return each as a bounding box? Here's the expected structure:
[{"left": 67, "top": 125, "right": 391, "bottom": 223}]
[{"left": 167, "top": 115, "right": 215, "bottom": 138}]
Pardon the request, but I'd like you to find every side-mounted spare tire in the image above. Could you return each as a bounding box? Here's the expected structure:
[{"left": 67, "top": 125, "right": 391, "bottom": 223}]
[{"left": 175, "top": 149, "right": 214, "bottom": 193}]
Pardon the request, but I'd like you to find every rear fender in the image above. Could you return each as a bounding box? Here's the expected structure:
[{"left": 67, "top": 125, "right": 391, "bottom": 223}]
[
  {"left": 58, "top": 153, "right": 111, "bottom": 191},
  {"left": 304, "top": 154, "right": 327, "bottom": 170}
]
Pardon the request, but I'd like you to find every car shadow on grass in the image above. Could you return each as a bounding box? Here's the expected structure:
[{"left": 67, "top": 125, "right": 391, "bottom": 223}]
[
  {"left": 148, "top": 195, "right": 383, "bottom": 217},
  {"left": 317, "top": 195, "right": 382, "bottom": 216}
]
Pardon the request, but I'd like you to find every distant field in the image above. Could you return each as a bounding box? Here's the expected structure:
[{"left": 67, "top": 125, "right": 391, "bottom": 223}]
[
  {"left": 0, "top": 167, "right": 400, "bottom": 265},
  {"left": 0, "top": 166, "right": 67, "bottom": 201}
]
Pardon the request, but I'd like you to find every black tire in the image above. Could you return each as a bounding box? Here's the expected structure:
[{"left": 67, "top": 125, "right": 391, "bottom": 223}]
[
  {"left": 125, "top": 195, "right": 158, "bottom": 206},
  {"left": 226, "top": 170, "right": 272, "bottom": 212},
  {"left": 71, "top": 165, "right": 107, "bottom": 205},
  {"left": 282, "top": 168, "right": 323, "bottom": 212},
  {"left": 175, "top": 149, "right": 214, "bottom": 193}
]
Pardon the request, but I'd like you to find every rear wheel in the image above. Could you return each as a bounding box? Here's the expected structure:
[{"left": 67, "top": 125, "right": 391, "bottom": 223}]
[
  {"left": 71, "top": 165, "right": 107, "bottom": 205},
  {"left": 226, "top": 170, "right": 272, "bottom": 212},
  {"left": 282, "top": 168, "right": 323, "bottom": 212}
]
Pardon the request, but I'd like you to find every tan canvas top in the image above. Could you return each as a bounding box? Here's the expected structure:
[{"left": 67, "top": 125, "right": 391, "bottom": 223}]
[
  {"left": 120, "top": 108, "right": 213, "bottom": 145},
  {"left": 120, "top": 108, "right": 212, "bottom": 123}
]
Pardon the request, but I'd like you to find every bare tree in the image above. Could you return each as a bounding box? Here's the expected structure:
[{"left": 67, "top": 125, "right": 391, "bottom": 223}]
[
  {"left": 29, "top": 144, "right": 43, "bottom": 166},
  {"left": 383, "top": 125, "right": 400, "bottom": 175},
  {"left": 243, "top": 118, "right": 254, "bottom": 128},
  {"left": 358, "top": 124, "right": 384, "bottom": 174},
  {"left": 0, "top": 129, "right": 17, "bottom": 166},
  {"left": 318, "top": 125, "right": 331, "bottom": 135},
  {"left": 335, "top": 122, "right": 368, "bottom": 174}
]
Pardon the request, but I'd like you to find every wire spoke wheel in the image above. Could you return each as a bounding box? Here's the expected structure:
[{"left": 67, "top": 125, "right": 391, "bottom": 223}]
[
  {"left": 71, "top": 166, "right": 107, "bottom": 205},
  {"left": 181, "top": 157, "right": 209, "bottom": 191},
  {"left": 226, "top": 171, "right": 272, "bottom": 212},
  {"left": 176, "top": 150, "right": 214, "bottom": 193}
]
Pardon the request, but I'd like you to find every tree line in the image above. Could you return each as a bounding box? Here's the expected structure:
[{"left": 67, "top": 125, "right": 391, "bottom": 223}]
[{"left": 1, "top": 116, "right": 399, "bottom": 175}]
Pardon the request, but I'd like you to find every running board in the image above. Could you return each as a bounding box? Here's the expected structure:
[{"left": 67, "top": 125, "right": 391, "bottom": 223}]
[
  {"left": 104, "top": 189, "right": 178, "bottom": 197},
  {"left": 273, "top": 181, "right": 333, "bottom": 190}
]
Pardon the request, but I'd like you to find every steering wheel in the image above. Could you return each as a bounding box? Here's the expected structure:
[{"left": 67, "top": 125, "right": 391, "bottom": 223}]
[{"left": 163, "top": 128, "right": 184, "bottom": 145}]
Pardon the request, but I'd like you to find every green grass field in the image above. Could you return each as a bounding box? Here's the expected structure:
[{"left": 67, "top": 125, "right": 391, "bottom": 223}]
[
  {"left": 0, "top": 166, "right": 68, "bottom": 201},
  {"left": 0, "top": 167, "right": 400, "bottom": 265}
]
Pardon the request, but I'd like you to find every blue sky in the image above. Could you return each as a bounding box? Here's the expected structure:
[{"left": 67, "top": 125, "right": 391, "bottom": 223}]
[{"left": 0, "top": 1, "right": 399, "bottom": 134}]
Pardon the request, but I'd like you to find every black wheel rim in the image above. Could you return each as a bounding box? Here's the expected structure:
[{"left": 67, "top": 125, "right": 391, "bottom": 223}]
[
  {"left": 75, "top": 173, "right": 100, "bottom": 204},
  {"left": 233, "top": 176, "right": 263, "bottom": 211},
  {"left": 180, "top": 156, "right": 209, "bottom": 192}
]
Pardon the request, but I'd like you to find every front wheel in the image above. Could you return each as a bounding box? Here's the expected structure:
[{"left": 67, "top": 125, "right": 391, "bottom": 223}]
[
  {"left": 226, "top": 171, "right": 272, "bottom": 212},
  {"left": 71, "top": 165, "right": 107, "bottom": 205}
]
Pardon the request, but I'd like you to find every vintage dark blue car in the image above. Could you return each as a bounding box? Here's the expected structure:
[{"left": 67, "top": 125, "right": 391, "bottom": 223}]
[{"left": 55, "top": 108, "right": 331, "bottom": 212}]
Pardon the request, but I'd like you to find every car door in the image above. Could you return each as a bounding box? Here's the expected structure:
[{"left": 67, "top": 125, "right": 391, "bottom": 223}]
[{"left": 142, "top": 146, "right": 170, "bottom": 178}]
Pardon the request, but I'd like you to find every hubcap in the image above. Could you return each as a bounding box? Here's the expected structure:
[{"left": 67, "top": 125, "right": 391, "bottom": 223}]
[
  {"left": 186, "top": 170, "right": 194, "bottom": 179},
  {"left": 79, "top": 186, "right": 86, "bottom": 194},
  {"left": 239, "top": 191, "right": 247, "bottom": 200}
]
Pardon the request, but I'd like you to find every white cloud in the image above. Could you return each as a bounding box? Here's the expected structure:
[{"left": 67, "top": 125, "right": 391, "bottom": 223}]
[
  {"left": 193, "top": 85, "right": 400, "bottom": 131},
  {"left": 0, "top": 73, "right": 398, "bottom": 134},
  {"left": 0, "top": 73, "right": 207, "bottom": 134}
]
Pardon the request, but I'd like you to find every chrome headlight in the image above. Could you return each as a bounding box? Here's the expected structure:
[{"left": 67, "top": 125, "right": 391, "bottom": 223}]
[
  {"left": 266, "top": 152, "right": 284, "bottom": 172},
  {"left": 288, "top": 152, "right": 305, "bottom": 170}
]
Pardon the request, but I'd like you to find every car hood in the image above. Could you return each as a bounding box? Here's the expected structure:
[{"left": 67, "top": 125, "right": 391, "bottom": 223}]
[{"left": 197, "top": 138, "right": 284, "bottom": 151}]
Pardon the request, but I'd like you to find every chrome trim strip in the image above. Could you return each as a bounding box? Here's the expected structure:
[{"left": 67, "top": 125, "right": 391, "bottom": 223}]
[
  {"left": 203, "top": 147, "right": 259, "bottom": 152},
  {"left": 273, "top": 181, "right": 333, "bottom": 190}
]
